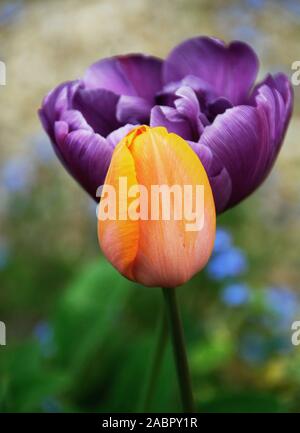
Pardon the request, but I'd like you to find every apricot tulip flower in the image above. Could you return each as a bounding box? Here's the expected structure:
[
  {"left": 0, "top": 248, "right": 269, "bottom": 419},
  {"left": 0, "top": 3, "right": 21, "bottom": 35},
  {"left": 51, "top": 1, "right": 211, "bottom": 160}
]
[{"left": 98, "top": 126, "right": 216, "bottom": 288}]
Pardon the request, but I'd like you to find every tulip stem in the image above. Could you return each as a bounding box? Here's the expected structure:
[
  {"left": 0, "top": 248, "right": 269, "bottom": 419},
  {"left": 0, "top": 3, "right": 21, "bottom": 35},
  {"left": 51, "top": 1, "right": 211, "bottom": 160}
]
[
  {"left": 142, "top": 310, "right": 168, "bottom": 412},
  {"left": 162, "top": 287, "right": 196, "bottom": 413}
]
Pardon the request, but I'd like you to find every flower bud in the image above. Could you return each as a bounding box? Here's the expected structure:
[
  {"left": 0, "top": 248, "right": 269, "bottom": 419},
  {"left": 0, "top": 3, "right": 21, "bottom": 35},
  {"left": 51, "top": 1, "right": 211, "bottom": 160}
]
[{"left": 98, "top": 126, "right": 216, "bottom": 287}]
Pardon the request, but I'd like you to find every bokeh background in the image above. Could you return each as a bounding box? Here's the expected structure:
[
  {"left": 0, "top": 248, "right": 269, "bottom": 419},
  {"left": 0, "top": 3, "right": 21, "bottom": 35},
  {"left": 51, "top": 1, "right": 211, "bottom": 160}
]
[{"left": 0, "top": 0, "right": 300, "bottom": 413}]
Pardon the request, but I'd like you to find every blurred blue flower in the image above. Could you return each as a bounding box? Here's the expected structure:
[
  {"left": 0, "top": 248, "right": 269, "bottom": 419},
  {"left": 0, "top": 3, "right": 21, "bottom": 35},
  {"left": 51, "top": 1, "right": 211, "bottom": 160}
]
[
  {"left": 224, "top": 5, "right": 251, "bottom": 21},
  {"left": 265, "top": 287, "right": 299, "bottom": 327},
  {"left": 245, "top": 0, "right": 265, "bottom": 10},
  {"left": 207, "top": 247, "right": 247, "bottom": 281},
  {"left": 33, "top": 133, "right": 55, "bottom": 164},
  {"left": 239, "top": 333, "right": 268, "bottom": 364},
  {"left": 42, "top": 397, "right": 62, "bottom": 413},
  {"left": 1, "top": 156, "right": 35, "bottom": 193},
  {"left": 34, "top": 321, "right": 55, "bottom": 357},
  {"left": 213, "top": 227, "right": 232, "bottom": 253},
  {"left": 232, "top": 24, "right": 259, "bottom": 42},
  {"left": 285, "top": 0, "right": 300, "bottom": 15},
  {"left": 221, "top": 283, "right": 250, "bottom": 307},
  {"left": 0, "top": 0, "right": 23, "bottom": 26}
]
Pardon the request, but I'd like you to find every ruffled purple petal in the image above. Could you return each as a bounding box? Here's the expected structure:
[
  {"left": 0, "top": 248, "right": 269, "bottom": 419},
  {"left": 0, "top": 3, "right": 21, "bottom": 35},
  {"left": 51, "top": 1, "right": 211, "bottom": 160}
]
[
  {"left": 106, "top": 124, "right": 137, "bottom": 148},
  {"left": 199, "top": 77, "right": 293, "bottom": 212},
  {"left": 54, "top": 120, "right": 112, "bottom": 199},
  {"left": 60, "top": 109, "right": 93, "bottom": 132},
  {"left": 199, "top": 106, "right": 262, "bottom": 211},
  {"left": 163, "top": 36, "right": 259, "bottom": 105},
  {"left": 208, "top": 97, "right": 233, "bottom": 121},
  {"left": 156, "top": 75, "right": 216, "bottom": 110},
  {"left": 188, "top": 141, "right": 232, "bottom": 213},
  {"left": 116, "top": 96, "right": 152, "bottom": 124},
  {"left": 150, "top": 87, "right": 205, "bottom": 141},
  {"left": 72, "top": 87, "right": 120, "bottom": 137},
  {"left": 38, "top": 80, "right": 79, "bottom": 141},
  {"left": 150, "top": 105, "right": 195, "bottom": 140},
  {"left": 250, "top": 73, "right": 293, "bottom": 134},
  {"left": 84, "top": 54, "right": 163, "bottom": 102}
]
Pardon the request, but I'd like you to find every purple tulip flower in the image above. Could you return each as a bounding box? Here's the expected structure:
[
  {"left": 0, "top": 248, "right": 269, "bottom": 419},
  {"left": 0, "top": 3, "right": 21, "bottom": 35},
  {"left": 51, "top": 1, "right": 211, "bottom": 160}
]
[{"left": 39, "top": 36, "right": 293, "bottom": 213}]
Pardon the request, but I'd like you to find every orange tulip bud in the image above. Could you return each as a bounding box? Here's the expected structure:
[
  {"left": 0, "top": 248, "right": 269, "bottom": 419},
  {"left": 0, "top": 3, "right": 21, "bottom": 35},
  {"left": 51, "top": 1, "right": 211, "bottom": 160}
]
[{"left": 97, "top": 126, "right": 216, "bottom": 288}]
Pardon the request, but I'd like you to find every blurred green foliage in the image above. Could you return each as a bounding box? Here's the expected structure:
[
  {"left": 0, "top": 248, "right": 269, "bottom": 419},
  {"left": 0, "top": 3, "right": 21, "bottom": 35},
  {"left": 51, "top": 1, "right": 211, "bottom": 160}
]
[{"left": 1, "top": 224, "right": 300, "bottom": 412}]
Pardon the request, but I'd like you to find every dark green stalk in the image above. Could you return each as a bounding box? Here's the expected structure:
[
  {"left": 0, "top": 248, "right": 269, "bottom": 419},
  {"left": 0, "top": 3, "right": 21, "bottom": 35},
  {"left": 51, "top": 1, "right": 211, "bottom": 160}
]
[
  {"left": 162, "top": 287, "right": 196, "bottom": 413},
  {"left": 142, "top": 311, "right": 168, "bottom": 412}
]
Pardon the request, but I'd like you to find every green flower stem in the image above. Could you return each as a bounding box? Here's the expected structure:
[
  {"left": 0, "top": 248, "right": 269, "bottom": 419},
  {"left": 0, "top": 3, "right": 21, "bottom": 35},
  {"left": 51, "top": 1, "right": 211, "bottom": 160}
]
[
  {"left": 142, "top": 310, "right": 168, "bottom": 412},
  {"left": 162, "top": 287, "right": 196, "bottom": 413}
]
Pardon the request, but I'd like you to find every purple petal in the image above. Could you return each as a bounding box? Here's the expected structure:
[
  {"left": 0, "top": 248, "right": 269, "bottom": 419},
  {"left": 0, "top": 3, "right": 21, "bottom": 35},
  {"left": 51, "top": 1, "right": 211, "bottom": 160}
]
[
  {"left": 38, "top": 80, "right": 79, "bottom": 141},
  {"left": 157, "top": 75, "right": 233, "bottom": 122},
  {"left": 163, "top": 36, "right": 259, "bottom": 105},
  {"left": 156, "top": 75, "right": 214, "bottom": 108},
  {"left": 188, "top": 141, "right": 232, "bottom": 213},
  {"left": 50, "top": 110, "right": 93, "bottom": 168},
  {"left": 199, "top": 106, "right": 261, "bottom": 210},
  {"left": 106, "top": 124, "right": 137, "bottom": 148},
  {"left": 60, "top": 110, "right": 93, "bottom": 132},
  {"left": 116, "top": 96, "right": 152, "bottom": 124},
  {"left": 72, "top": 88, "right": 120, "bottom": 137},
  {"left": 84, "top": 54, "right": 163, "bottom": 102},
  {"left": 150, "top": 105, "right": 194, "bottom": 140},
  {"left": 54, "top": 121, "right": 112, "bottom": 199},
  {"left": 208, "top": 97, "right": 233, "bottom": 121},
  {"left": 150, "top": 87, "right": 205, "bottom": 141},
  {"left": 199, "top": 77, "right": 293, "bottom": 212},
  {"left": 174, "top": 86, "right": 208, "bottom": 134},
  {"left": 251, "top": 73, "right": 293, "bottom": 133}
]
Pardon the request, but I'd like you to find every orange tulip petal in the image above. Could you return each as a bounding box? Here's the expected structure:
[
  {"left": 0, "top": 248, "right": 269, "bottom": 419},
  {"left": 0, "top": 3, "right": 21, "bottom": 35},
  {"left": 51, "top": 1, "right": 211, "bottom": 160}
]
[
  {"left": 129, "top": 127, "right": 216, "bottom": 287},
  {"left": 98, "top": 138, "right": 139, "bottom": 280},
  {"left": 98, "top": 125, "right": 216, "bottom": 287}
]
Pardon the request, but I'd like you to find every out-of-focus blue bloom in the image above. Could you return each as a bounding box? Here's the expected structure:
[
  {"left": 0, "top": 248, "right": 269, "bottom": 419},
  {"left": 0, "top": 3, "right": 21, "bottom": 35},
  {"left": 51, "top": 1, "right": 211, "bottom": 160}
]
[
  {"left": 34, "top": 321, "right": 55, "bottom": 357},
  {"left": 34, "top": 321, "right": 53, "bottom": 344},
  {"left": 0, "top": 0, "right": 23, "bottom": 26},
  {"left": 240, "top": 328, "right": 293, "bottom": 365},
  {"left": 239, "top": 333, "right": 268, "bottom": 364},
  {"left": 224, "top": 5, "right": 251, "bottom": 21},
  {"left": 245, "top": 0, "right": 265, "bottom": 10},
  {"left": 232, "top": 25, "right": 259, "bottom": 41},
  {"left": 213, "top": 228, "right": 232, "bottom": 254},
  {"left": 207, "top": 247, "right": 247, "bottom": 281},
  {"left": 1, "top": 156, "right": 35, "bottom": 193},
  {"left": 0, "top": 239, "right": 9, "bottom": 270},
  {"left": 33, "top": 134, "right": 55, "bottom": 164},
  {"left": 285, "top": 0, "right": 300, "bottom": 16},
  {"left": 42, "top": 397, "right": 62, "bottom": 413},
  {"left": 221, "top": 283, "right": 250, "bottom": 306},
  {"left": 265, "top": 287, "right": 299, "bottom": 328}
]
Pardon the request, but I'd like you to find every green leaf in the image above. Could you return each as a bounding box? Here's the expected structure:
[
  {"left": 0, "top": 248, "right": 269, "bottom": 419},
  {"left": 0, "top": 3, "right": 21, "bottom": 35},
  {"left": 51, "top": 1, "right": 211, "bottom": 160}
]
[{"left": 53, "top": 258, "right": 137, "bottom": 372}]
